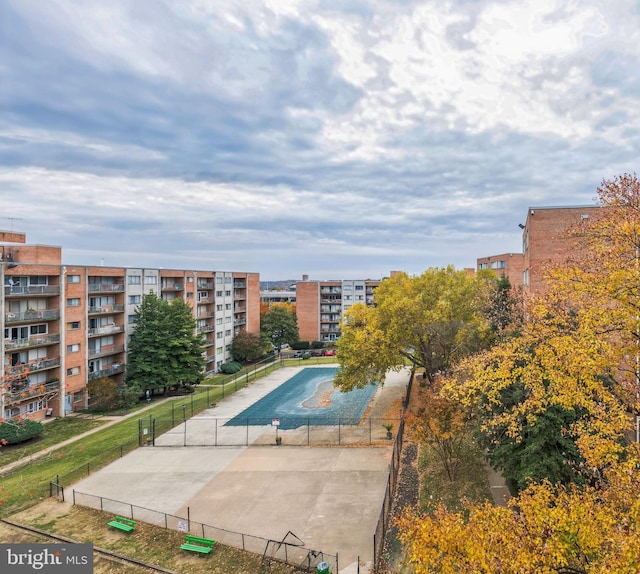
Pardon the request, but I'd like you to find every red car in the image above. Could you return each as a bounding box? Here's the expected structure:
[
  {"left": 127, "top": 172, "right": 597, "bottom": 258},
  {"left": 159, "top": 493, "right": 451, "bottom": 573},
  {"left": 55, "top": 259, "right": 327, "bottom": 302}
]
[{"left": 325, "top": 349, "right": 336, "bottom": 356}]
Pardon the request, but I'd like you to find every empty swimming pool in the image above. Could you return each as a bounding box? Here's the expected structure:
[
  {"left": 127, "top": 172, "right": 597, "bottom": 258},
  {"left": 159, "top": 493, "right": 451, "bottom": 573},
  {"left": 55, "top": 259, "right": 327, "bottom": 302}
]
[{"left": 225, "top": 367, "right": 379, "bottom": 429}]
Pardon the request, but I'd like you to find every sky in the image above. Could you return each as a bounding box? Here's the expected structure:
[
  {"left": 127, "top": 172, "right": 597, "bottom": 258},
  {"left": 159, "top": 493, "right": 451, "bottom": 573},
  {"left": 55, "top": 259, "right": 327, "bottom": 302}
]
[{"left": 1, "top": 1, "right": 639, "bottom": 281}]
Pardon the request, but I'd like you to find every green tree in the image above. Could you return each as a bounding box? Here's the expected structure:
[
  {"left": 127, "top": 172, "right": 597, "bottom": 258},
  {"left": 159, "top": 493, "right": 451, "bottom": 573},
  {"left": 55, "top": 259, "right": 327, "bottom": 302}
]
[
  {"left": 260, "top": 306, "right": 299, "bottom": 352},
  {"left": 231, "top": 331, "right": 271, "bottom": 363},
  {"left": 335, "top": 267, "right": 493, "bottom": 391},
  {"left": 125, "top": 293, "right": 205, "bottom": 394}
]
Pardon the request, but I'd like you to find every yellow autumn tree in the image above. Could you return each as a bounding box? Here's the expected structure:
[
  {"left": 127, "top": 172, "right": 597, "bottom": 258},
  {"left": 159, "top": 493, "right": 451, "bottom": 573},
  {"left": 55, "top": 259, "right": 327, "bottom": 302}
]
[{"left": 396, "top": 175, "right": 640, "bottom": 571}]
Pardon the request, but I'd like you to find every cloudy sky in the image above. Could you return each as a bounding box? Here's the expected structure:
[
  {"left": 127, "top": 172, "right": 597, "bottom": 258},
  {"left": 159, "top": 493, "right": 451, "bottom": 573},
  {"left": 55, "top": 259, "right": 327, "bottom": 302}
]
[{"left": 1, "top": 1, "right": 639, "bottom": 280}]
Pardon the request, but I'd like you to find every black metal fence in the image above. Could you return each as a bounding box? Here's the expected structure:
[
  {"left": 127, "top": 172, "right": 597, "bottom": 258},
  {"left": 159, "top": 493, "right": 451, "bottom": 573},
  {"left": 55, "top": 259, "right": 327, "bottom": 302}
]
[
  {"left": 73, "top": 490, "right": 338, "bottom": 573},
  {"left": 144, "top": 416, "right": 402, "bottom": 447},
  {"left": 372, "top": 369, "right": 414, "bottom": 573}
]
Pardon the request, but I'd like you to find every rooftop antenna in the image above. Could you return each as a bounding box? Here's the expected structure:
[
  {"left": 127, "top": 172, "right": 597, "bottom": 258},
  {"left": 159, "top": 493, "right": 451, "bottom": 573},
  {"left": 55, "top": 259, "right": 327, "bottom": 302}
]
[{"left": 5, "top": 217, "right": 23, "bottom": 231}]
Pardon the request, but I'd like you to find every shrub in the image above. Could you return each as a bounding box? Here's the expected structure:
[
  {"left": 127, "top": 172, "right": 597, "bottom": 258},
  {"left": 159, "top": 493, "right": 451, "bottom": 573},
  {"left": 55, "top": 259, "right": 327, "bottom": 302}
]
[
  {"left": 0, "top": 418, "right": 44, "bottom": 445},
  {"left": 291, "top": 341, "right": 310, "bottom": 350},
  {"left": 311, "top": 341, "right": 325, "bottom": 349},
  {"left": 220, "top": 361, "right": 242, "bottom": 374}
]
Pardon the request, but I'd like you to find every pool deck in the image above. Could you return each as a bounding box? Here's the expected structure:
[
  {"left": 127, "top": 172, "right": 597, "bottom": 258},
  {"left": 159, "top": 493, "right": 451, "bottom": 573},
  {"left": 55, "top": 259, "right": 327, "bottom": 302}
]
[{"left": 71, "top": 365, "right": 411, "bottom": 573}]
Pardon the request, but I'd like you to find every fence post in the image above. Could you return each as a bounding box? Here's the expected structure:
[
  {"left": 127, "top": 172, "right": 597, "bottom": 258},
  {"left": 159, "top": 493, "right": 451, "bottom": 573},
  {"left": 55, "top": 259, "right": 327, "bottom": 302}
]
[{"left": 187, "top": 507, "right": 191, "bottom": 531}]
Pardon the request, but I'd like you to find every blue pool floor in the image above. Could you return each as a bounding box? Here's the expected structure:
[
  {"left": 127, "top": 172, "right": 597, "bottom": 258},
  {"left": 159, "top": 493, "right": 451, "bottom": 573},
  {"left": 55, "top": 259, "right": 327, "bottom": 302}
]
[{"left": 225, "top": 367, "right": 379, "bottom": 429}]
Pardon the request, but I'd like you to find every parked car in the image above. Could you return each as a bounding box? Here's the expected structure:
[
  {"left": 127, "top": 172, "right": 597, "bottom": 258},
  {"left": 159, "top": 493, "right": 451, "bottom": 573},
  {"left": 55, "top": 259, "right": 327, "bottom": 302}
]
[
  {"left": 325, "top": 349, "right": 336, "bottom": 356},
  {"left": 292, "top": 351, "right": 304, "bottom": 358}
]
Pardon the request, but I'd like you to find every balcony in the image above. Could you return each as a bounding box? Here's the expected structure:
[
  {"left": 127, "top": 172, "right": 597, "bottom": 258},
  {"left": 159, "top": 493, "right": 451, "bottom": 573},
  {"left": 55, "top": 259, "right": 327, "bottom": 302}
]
[
  {"left": 161, "top": 283, "right": 184, "bottom": 291},
  {"left": 5, "top": 380, "right": 60, "bottom": 405},
  {"left": 234, "top": 305, "right": 246, "bottom": 313},
  {"left": 88, "top": 304, "right": 124, "bottom": 315},
  {"left": 5, "top": 285, "right": 60, "bottom": 297},
  {"left": 5, "top": 333, "right": 61, "bottom": 350},
  {"left": 5, "top": 357, "right": 60, "bottom": 376},
  {"left": 234, "top": 318, "right": 247, "bottom": 326},
  {"left": 197, "top": 297, "right": 210, "bottom": 304},
  {"left": 88, "top": 325, "right": 123, "bottom": 337},
  {"left": 88, "top": 283, "right": 124, "bottom": 293},
  {"left": 197, "top": 282, "right": 214, "bottom": 290},
  {"left": 197, "top": 325, "right": 215, "bottom": 334},
  {"left": 88, "top": 344, "right": 125, "bottom": 359},
  {"left": 234, "top": 294, "right": 246, "bottom": 301},
  {"left": 233, "top": 281, "right": 246, "bottom": 288},
  {"left": 88, "top": 363, "right": 125, "bottom": 380},
  {"left": 320, "top": 287, "right": 341, "bottom": 294},
  {"left": 5, "top": 309, "right": 60, "bottom": 323}
]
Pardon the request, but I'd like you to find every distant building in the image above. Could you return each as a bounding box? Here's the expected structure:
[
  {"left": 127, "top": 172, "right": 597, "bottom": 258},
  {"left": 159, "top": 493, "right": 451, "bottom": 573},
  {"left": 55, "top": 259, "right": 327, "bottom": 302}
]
[
  {"left": 1, "top": 231, "right": 259, "bottom": 421},
  {"left": 476, "top": 253, "right": 525, "bottom": 289},
  {"left": 296, "top": 278, "right": 380, "bottom": 343},
  {"left": 260, "top": 289, "right": 296, "bottom": 307}
]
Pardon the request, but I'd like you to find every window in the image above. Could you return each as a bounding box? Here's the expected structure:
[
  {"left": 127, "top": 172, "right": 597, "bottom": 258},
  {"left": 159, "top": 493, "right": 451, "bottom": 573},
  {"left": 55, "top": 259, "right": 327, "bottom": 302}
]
[
  {"left": 216, "top": 304, "right": 223, "bottom": 311},
  {"left": 225, "top": 316, "right": 231, "bottom": 323},
  {"left": 491, "top": 260, "right": 506, "bottom": 269},
  {"left": 216, "top": 318, "right": 223, "bottom": 325},
  {"left": 225, "top": 290, "right": 231, "bottom": 297},
  {"left": 225, "top": 277, "right": 232, "bottom": 283},
  {"left": 128, "top": 295, "right": 141, "bottom": 305},
  {"left": 217, "top": 346, "right": 224, "bottom": 354},
  {"left": 343, "top": 284, "right": 352, "bottom": 290},
  {"left": 198, "top": 291, "right": 208, "bottom": 301},
  {"left": 216, "top": 277, "right": 224, "bottom": 284},
  {"left": 344, "top": 295, "right": 352, "bottom": 301},
  {"left": 216, "top": 332, "right": 223, "bottom": 339},
  {"left": 144, "top": 276, "right": 157, "bottom": 285},
  {"left": 225, "top": 303, "right": 231, "bottom": 310},
  {"left": 67, "top": 297, "right": 80, "bottom": 306},
  {"left": 216, "top": 290, "right": 223, "bottom": 297},
  {"left": 74, "top": 391, "right": 83, "bottom": 403},
  {"left": 186, "top": 292, "right": 193, "bottom": 298},
  {"left": 355, "top": 285, "right": 364, "bottom": 290},
  {"left": 128, "top": 275, "right": 141, "bottom": 285},
  {"left": 67, "top": 343, "right": 80, "bottom": 353},
  {"left": 67, "top": 275, "right": 80, "bottom": 284},
  {"left": 67, "top": 321, "right": 80, "bottom": 330},
  {"left": 29, "top": 276, "right": 47, "bottom": 285},
  {"left": 30, "top": 324, "right": 47, "bottom": 335},
  {"left": 356, "top": 295, "right": 364, "bottom": 301},
  {"left": 478, "top": 262, "right": 488, "bottom": 270},
  {"left": 128, "top": 315, "right": 137, "bottom": 324},
  {"left": 187, "top": 276, "right": 193, "bottom": 283},
  {"left": 67, "top": 366, "right": 81, "bottom": 376},
  {"left": 225, "top": 329, "right": 231, "bottom": 336}
]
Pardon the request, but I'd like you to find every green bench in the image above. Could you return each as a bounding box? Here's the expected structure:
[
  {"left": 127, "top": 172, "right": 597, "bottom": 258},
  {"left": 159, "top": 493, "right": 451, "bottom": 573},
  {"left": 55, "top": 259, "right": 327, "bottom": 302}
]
[
  {"left": 180, "top": 535, "right": 216, "bottom": 554},
  {"left": 108, "top": 516, "right": 136, "bottom": 532}
]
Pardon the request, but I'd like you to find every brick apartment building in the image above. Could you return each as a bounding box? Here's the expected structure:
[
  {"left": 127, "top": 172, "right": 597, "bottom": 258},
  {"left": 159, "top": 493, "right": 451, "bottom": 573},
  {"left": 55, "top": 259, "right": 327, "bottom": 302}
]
[
  {"left": 1, "top": 232, "right": 260, "bottom": 421},
  {"left": 477, "top": 204, "right": 604, "bottom": 295},
  {"left": 296, "top": 276, "right": 380, "bottom": 343}
]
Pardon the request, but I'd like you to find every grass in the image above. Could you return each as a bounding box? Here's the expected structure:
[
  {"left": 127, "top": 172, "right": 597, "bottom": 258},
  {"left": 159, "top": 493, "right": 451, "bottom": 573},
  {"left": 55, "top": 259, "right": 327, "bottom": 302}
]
[
  {"left": 8, "top": 500, "right": 292, "bottom": 574},
  {"left": 0, "top": 417, "right": 104, "bottom": 468}
]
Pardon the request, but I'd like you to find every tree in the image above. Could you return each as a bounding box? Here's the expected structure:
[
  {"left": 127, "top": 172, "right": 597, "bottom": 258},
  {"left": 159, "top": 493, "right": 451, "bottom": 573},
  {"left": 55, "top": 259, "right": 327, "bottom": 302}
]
[
  {"left": 260, "top": 306, "right": 299, "bottom": 352},
  {"left": 87, "top": 376, "right": 118, "bottom": 411},
  {"left": 397, "top": 446, "right": 640, "bottom": 573},
  {"left": 335, "top": 267, "right": 493, "bottom": 391},
  {"left": 126, "top": 293, "right": 206, "bottom": 394},
  {"left": 231, "top": 331, "right": 271, "bottom": 363}
]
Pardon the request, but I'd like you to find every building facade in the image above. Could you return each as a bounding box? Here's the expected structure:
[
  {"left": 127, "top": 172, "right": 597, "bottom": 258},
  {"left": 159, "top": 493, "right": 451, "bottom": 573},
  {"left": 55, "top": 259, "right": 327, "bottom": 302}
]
[
  {"left": 296, "top": 278, "right": 380, "bottom": 343},
  {"left": 476, "top": 253, "right": 525, "bottom": 289},
  {"left": 1, "top": 232, "right": 259, "bottom": 421}
]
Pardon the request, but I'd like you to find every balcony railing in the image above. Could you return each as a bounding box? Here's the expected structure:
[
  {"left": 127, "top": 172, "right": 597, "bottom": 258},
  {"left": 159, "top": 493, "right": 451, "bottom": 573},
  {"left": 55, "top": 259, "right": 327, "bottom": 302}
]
[
  {"left": 234, "top": 305, "right": 246, "bottom": 313},
  {"left": 233, "top": 281, "right": 246, "bottom": 288},
  {"left": 161, "top": 283, "right": 184, "bottom": 291},
  {"left": 234, "top": 318, "right": 247, "bottom": 326},
  {"left": 234, "top": 294, "right": 246, "bottom": 301},
  {"left": 5, "top": 333, "right": 61, "bottom": 350},
  {"left": 5, "top": 285, "right": 60, "bottom": 296},
  {"left": 87, "top": 325, "right": 123, "bottom": 337},
  {"left": 5, "top": 357, "right": 61, "bottom": 376},
  {"left": 88, "top": 283, "right": 124, "bottom": 293},
  {"left": 197, "top": 325, "right": 215, "bottom": 334},
  {"left": 88, "top": 344, "right": 125, "bottom": 358},
  {"left": 5, "top": 309, "right": 60, "bottom": 323},
  {"left": 5, "top": 381, "right": 60, "bottom": 404},
  {"left": 88, "top": 363, "right": 125, "bottom": 380},
  {"left": 88, "top": 304, "right": 124, "bottom": 314},
  {"left": 197, "top": 282, "right": 214, "bottom": 289}
]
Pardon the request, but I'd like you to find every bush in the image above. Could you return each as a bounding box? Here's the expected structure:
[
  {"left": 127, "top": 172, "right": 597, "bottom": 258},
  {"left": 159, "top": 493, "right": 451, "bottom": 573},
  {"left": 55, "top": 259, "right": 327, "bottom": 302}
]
[
  {"left": 220, "top": 361, "right": 242, "bottom": 374},
  {"left": 291, "top": 341, "right": 310, "bottom": 350},
  {"left": 0, "top": 418, "right": 44, "bottom": 445},
  {"left": 311, "top": 341, "right": 325, "bottom": 349}
]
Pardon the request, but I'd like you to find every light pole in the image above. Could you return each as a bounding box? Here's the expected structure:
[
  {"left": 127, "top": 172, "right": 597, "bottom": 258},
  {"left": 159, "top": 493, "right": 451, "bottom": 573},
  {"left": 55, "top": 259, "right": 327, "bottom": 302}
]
[{"left": 0, "top": 262, "right": 18, "bottom": 419}]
